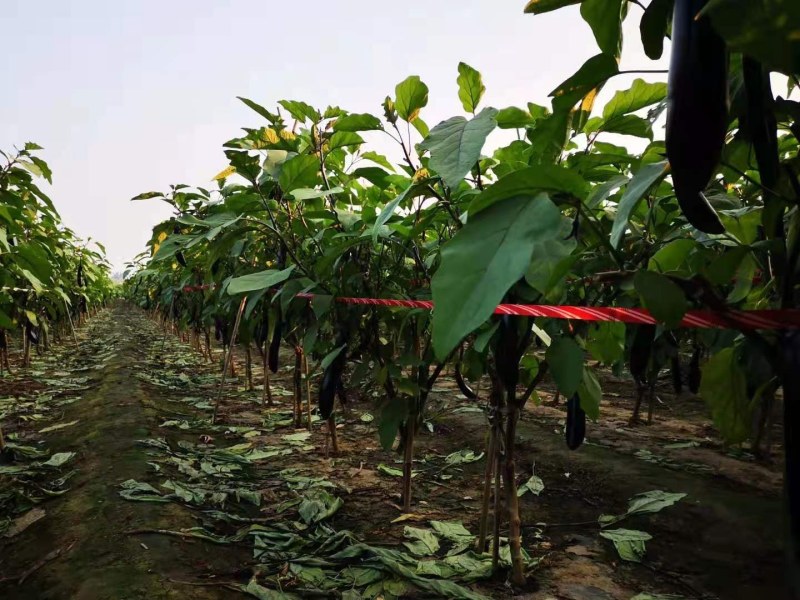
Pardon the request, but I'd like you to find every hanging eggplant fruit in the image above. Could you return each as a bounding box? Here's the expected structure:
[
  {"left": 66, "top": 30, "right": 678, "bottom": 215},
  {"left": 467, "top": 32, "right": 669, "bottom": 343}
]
[
  {"left": 665, "top": 0, "right": 728, "bottom": 234},
  {"left": 565, "top": 393, "right": 586, "bottom": 450},
  {"left": 268, "top": 319, "right": 282, "bottom": 373},
  {"left": 319, "top": 328, "right": 349, "bottom": 419}
]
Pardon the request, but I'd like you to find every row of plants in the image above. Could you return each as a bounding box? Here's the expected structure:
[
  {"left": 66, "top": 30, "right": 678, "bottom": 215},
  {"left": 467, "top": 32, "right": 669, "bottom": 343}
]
[
  {"left": 0, "top": 144, "right": 117, "bottom": 372},
  {"left": 124, "top": 0, "right": 799, "bottom": 588}
]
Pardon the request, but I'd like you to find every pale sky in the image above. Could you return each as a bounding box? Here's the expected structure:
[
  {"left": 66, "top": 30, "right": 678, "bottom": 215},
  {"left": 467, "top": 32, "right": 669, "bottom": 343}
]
[{"left": 2, "top": 1, "right": 668, "bottom": 271}]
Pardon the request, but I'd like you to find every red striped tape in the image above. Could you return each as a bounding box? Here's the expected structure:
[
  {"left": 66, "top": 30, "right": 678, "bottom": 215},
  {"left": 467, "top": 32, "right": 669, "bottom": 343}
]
[
  {"left": 176, "top": 285, "right": 800, "bottom": 330},
  {"left": 295, "top": 293, "right": 800, "bottom": 330}
]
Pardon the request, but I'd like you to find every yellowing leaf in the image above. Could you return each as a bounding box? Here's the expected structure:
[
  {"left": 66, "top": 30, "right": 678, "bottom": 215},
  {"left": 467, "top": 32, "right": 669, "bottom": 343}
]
[
  {"left": 213, "top": 165, "right": 236, "bottom": 180},
  {"left": 263, "top": 128, "right": 280, "bottom": 144},
  {"left": 413, "top": 168, "right": 430, "bottom": 182}
]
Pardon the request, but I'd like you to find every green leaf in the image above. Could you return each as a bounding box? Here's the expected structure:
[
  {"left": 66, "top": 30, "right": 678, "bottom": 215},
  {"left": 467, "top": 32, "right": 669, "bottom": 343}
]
[
  {"left": 278, "top": 99, "right": 320, "bottom": 123},
  {"left": 237, "top": 97, "right": 279, "bottom": 123},
  {"left": 320, "top": 344, "right": 346, "bottom": 370},
  {"left": 361, "top": 151, "right": 395, "bottom": 171},
  {"left": 290, "top": 186, "right": 344, "bottom": 201},
  {"left": 431, "top": 194, "right": 562, "bottom": 359},
  {"left": 633, "top": 270, "right": 687, "bottom": 328},
  {"left": 19, "top": 268, "right": 44, "bottom": 293},
  {"left": 727, "top": 253, "right": 756, "bottom": 303},
  {"left": 470, "top": 164, "right": 589, "bottom": 215},
  {"left": 377, "top": 463, "right": 404, "bottom": 477},
  {"left": 610, "top": 160, "right": 668, "bottom": 248},
  {"left": 333, "top": 113, "right": 383, "bottom": 132},
  {"left": 586, "top": 322, "right": 625, "bottom": 365},
  {"left": 328, "top": 131, "right": 364, "bottom": 151},
  {"left": 419, "top": 108, "right": 498, "bottom": 188},
  {"left": 0, "top": 308, "right": 14, "bottom": 329},
  {"left": 546, "top": 337, "right": 585, "bottom": 397},
  {"left": 705, "top": 0, "right": 800, "bottom": 75},
  {"left": 599, "top": 528, "right": 652, "bottom": 562},
  {"left": 372, "top": 183, "right": 422, "bottom": 239},
  {"left": 624, "top": 490, "right": 687, "bottom": 518},
  {"left": 298, "top": 488, "right": 343, "bottom": 524},
  {"left": 278, "top": 154, "right": 319, "bottom": 192},
  {"left": 495, "top": 106, "right": 536, "bottom": 129},
  {"left": 584, "top": 114, "right": 653, "bottom": 139},
  {"left": 456, "top": 62, "right": 485, "bottom": 113},
  {"left": 524, "top": 0, "right": 581, "bottom": 14},
  {"left": 378, "top": 397, "right": 408, "bottom": 450},
  {"left": 240, "top": 579, "right": 299, "bottom": 599},
  {"left": 131, "top": 191, "right": 164, "bottom": 201},
  {"left": 395, "top": 76, "right": 429, "bottom": 122},
  {"left": 524, "top": 236, "right": 577, "bottom": 297},
  {"left": 577, "top": 367, "right": 602, "bottom": 421},
  {"left": 403, "top": 526, "right": 440, "bottom": 556},
  {"left": 700, "top": 347, "right": 752, "bottom": 444},
  {"left": 549, "top": 53, "right": 619, "bottom": 112},
  {"left": 42, "top": 452, "right": 76, "bottom": 467},
  {"left": 581, "top": 0, "right": 626, "bottom": 56},
  {"left": 517, "top": 474, "right": 544, "bottom": 497},
  {"left": 412, "top": 117, "right": 430, "bottom": 138},
  {"left": 648, "top": 239, "right": 697, "bottom": 273},
  {"left": 603, "top": 79, "right": 668, "bottom": 120},
  {"left": 640, "top": 0, "right": 673, "bottom": 59},
  {"left": 227, "top": 266, "right": 295, "bottom": 295}
]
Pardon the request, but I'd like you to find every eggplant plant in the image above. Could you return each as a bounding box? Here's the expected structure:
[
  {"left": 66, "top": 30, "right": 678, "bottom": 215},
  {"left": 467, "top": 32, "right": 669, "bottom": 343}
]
[{"left": 123, "top": 2, "right": 800, "bottom": 586}]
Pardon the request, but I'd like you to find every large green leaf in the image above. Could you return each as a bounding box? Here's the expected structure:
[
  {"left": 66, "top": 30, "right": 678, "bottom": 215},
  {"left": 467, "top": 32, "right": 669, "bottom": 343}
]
[
  {"left": 227, "top": 266, "right": 295, "bottom": 295},
  {"left": 550, "top": 54, "right": 619, "bottom": 112},
  {"left": 648, "top": 239, "right": 697, "bottom": 273},
  {"left": 495, "top": 106, "right": 536, "bottom": 129},
  {"left": 599, "top": 529, "right": 652, "bottom": 562},
  {"left": 581, "top": 0, "right": 626, "bottom": 56},
  {"left": 639, "top": 0, "right": 673, "bottom": 59},
  {"left": 610, "top": 160, "right": 668, "bottom": 248},
  {"left": 395, "top": 76, "right": 429, "bottom": 122},
  {"left": 278, "top": 154, "right": 320, "bottom": 192},
  {"left": 578, "top": 367, "right": 602, "bottom": 420},
  {"left": 278, "top": 99, "right": 320, "bottom": 123},
  {"left": 584, "top": 114, "right": 653, "bottom": 139},
  {"left": 431, "top": 193, "right": 561, "bottom": 358},
  {"left": 545, "top": 337, "right": 585, "bottom": 397},
  {"left": 470, "top": 164, "right": 589, "bottom": 215},
  {"left": 378, "top": 396, "right": 408, "bottom": 450},
  {"left": 419, "top": 108, "right": 498, "bottom": 188},
  {"left": 456, "top": 62, "right": 485, "bottom": 113},
  {"left": 333, "top": 113, "right": 383, "bottom": 132},
  {"left": 602, "top": 79, "right": 668, "bottom": 120},
  {"left": 633, "top": 270, "right": 687, "bottom": 328},
  {"left": 700, "top": 347, "right": 753, "bottom": 443}
]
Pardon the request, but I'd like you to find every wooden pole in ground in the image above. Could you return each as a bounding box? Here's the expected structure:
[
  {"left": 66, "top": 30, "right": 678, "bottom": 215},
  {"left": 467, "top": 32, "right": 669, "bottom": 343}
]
[
  {"left": 304, "top": 354, "right": 312, "bottom": 430},
  {"left": 262, "top": 344, "right": 273, "bottom": 406},
  {"left": 64, "top": 300, "right": 79, "bottom": 348},
  {"left": 212, "top": 297, "right": 247, "bottom": 424}
]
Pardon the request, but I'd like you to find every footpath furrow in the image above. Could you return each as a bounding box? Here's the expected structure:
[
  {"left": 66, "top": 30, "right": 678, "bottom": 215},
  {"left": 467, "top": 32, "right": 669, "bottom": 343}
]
[{"left": 1, "top": 306, "right": 235, "bottom": 600}]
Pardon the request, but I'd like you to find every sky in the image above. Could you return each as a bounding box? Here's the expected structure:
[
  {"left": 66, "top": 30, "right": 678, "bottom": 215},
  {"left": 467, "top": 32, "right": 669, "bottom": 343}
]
[{"left": 2, "top": 0, "right": 669, "bottom": 272}]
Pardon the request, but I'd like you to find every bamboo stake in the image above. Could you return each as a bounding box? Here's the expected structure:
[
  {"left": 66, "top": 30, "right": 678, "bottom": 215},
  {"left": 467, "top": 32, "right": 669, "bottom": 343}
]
[
  {"left": 262, "top": 344, "right": 273, "bottom": 406},
  {"left": 64, "top": 300, "right": 79, "bottom": 347},
  {"left": 212, "top": 297, "right": 247, "bottom": 424},
  {"left": 304, "top": 354, "right": 312, "bottom": 430}
]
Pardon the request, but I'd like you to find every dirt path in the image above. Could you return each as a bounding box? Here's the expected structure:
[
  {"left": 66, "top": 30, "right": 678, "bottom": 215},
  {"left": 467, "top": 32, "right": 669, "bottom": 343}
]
[{"left": 0, "top": 306, "right": 243, "bottom": 600}]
